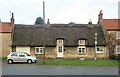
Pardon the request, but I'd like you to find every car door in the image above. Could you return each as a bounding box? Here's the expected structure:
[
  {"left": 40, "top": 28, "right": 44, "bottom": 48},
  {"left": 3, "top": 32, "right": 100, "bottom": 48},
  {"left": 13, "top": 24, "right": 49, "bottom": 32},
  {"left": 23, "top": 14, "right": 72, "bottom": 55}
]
[
  {"left": 11, "top": 52, "right": 19, "bottom": 62},
  {"left": 18, "top": 53, "right": 27, "bottom": 62}
]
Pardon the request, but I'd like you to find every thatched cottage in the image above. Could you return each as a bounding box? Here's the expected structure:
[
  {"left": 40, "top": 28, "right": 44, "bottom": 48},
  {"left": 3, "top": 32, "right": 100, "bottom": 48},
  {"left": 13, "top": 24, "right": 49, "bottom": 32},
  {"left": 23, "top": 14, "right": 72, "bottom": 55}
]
[{"left": 12, "top": 23, "right": 109, "bottom": 59}]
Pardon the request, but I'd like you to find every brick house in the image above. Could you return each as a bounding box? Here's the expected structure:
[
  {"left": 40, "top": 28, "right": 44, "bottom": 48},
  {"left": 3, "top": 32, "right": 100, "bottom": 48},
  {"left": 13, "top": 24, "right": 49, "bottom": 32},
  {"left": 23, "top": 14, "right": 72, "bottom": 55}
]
[
  {"left": 97, "top": 10, "right": 120, "bottom": 58},
  {"left": 0, "top": 13, "right": 14, "bottom": 57},
  {"left": 12, "top": 22, "right": 108, "bottom": 59}
]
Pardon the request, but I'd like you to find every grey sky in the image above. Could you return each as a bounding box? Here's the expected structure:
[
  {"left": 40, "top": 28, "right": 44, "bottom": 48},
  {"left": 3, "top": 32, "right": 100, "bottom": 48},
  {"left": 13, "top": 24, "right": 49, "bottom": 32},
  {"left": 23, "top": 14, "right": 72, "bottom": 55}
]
[
  {"left": 0, "top": 0, "right": 119, "bottom": 24},
  {"left": 118, "top": 1, "right": 120, "bottom": 19}
]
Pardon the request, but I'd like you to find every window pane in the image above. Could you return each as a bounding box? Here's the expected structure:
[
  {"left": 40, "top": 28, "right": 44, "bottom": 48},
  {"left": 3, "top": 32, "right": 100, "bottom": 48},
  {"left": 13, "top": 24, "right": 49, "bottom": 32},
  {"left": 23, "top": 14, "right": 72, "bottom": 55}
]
[
  {"left": 117, "top": 46, "right": 120, "bottom": 53},
  {"left": 58, "top": 46, "right": 62, "bottom": 52},
  {"left": 100, "top": 48, "right": 102, "bottom": 51},
  {"left": 19, "top": 54, "right": 25, "bottom": 57},
  {"left": 60, "top": 40, "right": 62, "bottom": 44},
  {"left": 79, "top": 40, "right": 85, "bottom": 45},
  {"left": 57, "top": 40, "right": 63, "bottom": 44},
  {"left": 79, "top": 48, "right": 82, "bottom": 53},
  {"left": 36, "top": 48, "right": 39, "bottom": 53},
  {"left": 96, "top": 47, "right": 103, "bottom": 53},
  {"left": 117, "top": 32, "right": 120, "bottom": 39},
  {"left": 97, "top": 48, "right": 100, "bottom": 51},
  {"left": 82, "top": 48, "right": 85, "bottom": 53},
  {"left": 40, "top": 48, "right": 43, "bottom": 53},
  {"left": 11, "top": 53, "right": 18, "bottom": 56},
  {"left": 78, "top": 48, "right": 85, "bottom": 53}
]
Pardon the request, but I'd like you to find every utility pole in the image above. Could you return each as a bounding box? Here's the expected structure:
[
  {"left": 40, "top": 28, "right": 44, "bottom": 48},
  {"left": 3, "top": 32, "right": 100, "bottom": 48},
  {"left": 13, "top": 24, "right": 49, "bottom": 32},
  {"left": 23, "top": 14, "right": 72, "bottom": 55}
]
[
  {"left": 94, "top": 33, "right": 97, "bottom": 61},
  {"left": 43, "top": 1, "right": 46, "bottom": 64},
  {"left": 43, "top": 1, "right": 45, "bottom": 24}
]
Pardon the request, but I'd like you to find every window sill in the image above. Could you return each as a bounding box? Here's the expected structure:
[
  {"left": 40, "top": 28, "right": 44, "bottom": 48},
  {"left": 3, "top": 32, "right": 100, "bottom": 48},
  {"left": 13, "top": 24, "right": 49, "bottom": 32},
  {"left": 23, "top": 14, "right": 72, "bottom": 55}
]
[
  {"left": 96, "top": 52, "right": 103, "bottom": 54},
  {"left": 116, "top": 38, "right": 120, "bottom": 39},
  {"left": 78, "top": 44, "right": 86, "bottom": 46},
  {"left": 116, "top": 53, "right": 120, "bottom": 55},
  {"left": 78, "top": 53, "right": 86, "bottom": 55},
  {"left": 35, "top": 53, "right": 44, "bottom": 55}
]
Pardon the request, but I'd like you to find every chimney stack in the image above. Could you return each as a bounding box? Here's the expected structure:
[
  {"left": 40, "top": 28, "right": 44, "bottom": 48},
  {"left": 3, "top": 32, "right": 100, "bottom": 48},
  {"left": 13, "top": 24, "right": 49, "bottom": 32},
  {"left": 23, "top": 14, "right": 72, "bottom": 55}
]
[
  {"left": 47, "top": 19, "right": 50, "bottom": 25},
  {"left": 88, "top": 19, "right": 92, "bottom": 25},
  {"left": 11, "top": 13, "right": 14, "bottom": 26},
  {"left": 98, "top": 10, "right": 103, "bottom": 23},
  {"left": 46, "top": 19, "right": 50, "bottom": 28}
]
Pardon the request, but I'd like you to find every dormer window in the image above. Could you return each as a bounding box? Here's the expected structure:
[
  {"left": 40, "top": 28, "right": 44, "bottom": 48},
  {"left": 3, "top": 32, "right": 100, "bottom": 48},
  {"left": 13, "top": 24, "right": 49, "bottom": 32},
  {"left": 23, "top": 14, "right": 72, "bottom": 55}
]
[
  {"left": 57, "top": 39, "right": 64, "bottom": 45},
  {"left": 79, "top": 40, "right": 86, "bottom": 45}
]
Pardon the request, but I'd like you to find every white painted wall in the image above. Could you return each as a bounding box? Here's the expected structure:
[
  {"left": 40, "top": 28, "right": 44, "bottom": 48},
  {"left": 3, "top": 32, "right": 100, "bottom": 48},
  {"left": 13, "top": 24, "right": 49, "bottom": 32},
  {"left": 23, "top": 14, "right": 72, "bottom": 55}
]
[{"left": 16, "top": 46, "right": 30, "bottom": 54}]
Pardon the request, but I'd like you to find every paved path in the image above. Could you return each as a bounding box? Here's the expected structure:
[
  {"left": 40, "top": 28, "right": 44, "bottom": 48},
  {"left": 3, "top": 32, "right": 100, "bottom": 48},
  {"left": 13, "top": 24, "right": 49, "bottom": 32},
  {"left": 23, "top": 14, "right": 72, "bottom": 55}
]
[{"left": 2, "top": 60, "right": 119, "bottom": 75}]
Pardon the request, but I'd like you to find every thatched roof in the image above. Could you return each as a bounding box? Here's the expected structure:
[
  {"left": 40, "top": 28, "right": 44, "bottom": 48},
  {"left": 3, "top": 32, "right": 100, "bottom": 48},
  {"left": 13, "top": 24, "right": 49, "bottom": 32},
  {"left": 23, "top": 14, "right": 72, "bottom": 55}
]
[{"left": 12, "top": 24, "right": 106, "bottom": 47}]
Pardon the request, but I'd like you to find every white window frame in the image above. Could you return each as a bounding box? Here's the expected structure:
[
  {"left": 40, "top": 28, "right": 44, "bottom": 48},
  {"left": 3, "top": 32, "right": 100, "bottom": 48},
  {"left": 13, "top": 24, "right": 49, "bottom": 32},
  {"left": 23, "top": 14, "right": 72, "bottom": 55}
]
[
  {"left": 116, "top": 46, "right": 120, "bottom": 54},
  {"left": 57, "top": 46, "right": 64, "bottom": 53},
  {"left": 96, "top": 46, "right": 104, "bottom": 53},
  {"left": 78, "top": 46, "right": 86, "bottom": 54},
  {"left": 57, "top": 39, "right": 63, "bottom": 45},
  {"left": 79, "top": 40, "right": 86, "bottom": 45},
  {"left": 116, "top": 31, "right": 120, "bottom": 39},
  {"left": 35, "top": 47, "right": 44, "bottom": 54}
]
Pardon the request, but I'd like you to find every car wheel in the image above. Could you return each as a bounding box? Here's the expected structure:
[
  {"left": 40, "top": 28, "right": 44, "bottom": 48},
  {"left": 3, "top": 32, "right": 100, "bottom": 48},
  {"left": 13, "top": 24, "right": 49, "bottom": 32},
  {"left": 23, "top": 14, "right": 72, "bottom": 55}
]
[
  {"left": 27, "top": 59, "right": 32, "bottom": 64},
  {"left": 8, "top": 59, "right": 13, "bottom": 64}
]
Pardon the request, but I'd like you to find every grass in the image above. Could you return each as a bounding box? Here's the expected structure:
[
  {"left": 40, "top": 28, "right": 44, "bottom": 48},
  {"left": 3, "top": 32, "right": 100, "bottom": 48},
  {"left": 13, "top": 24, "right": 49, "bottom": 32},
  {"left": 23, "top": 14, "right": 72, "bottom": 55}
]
[
  {"left": 0, "top": 56, "right": 7, "bottom": 60},
  {"left": 37, "top": 59, "right": 118, "bottom": 66}
]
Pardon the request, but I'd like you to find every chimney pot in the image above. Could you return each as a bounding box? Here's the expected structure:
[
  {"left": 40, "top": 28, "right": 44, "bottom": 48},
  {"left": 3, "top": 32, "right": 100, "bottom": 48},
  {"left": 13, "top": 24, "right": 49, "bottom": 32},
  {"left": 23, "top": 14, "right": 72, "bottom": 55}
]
[
  {"left": 47, "top": 19, "right": 50, "bottom": 24},
  {"left": 12, "top": 13, "right": 14, "bottom": 18},
  {"left": 11, "top": 13, "right": 14, "bottom": 26},
  {"left": 88, "top": 19, "right": 92, "bottom": 25}
]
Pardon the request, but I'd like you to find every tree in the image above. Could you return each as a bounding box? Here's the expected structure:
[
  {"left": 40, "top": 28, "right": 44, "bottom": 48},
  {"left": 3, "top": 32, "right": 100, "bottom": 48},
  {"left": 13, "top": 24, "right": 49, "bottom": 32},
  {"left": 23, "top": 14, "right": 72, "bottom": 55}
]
[
  {"left": 106, "top": 32, "right": 117, "bottom": 58},
  {"left": 69, "top": 22, "right": 76, "bottom": 24},
  {"left": 35, "top": 17, "right": 44, "bottom": 24}
]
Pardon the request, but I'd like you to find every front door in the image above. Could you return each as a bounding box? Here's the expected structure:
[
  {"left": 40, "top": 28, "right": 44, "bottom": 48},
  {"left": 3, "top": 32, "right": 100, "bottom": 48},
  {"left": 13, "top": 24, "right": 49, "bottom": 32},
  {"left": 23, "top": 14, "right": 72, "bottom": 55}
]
[{"left": 57, "top": 46, "right": 63, "bottom": 57}]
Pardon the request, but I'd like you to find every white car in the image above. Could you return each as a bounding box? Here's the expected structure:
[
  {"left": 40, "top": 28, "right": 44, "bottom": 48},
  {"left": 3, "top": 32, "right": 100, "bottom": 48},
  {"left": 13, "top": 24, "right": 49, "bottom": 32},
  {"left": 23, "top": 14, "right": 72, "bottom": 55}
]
[{"left": 7, "top": 52, "right": 37, "bottom": 64}]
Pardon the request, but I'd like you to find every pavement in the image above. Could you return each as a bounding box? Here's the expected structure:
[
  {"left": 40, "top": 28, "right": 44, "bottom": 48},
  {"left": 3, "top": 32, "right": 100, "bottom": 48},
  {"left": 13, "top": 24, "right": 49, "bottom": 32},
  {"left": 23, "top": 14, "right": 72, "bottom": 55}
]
[{"left": 1, "top": 60, "right": 119, "bottom": 75}]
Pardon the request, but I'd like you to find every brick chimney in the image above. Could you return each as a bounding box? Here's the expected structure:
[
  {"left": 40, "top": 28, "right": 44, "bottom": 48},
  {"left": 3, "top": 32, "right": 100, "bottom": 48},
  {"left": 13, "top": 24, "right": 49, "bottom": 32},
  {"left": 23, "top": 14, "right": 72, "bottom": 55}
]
[
  {"left": 98, "top": 10, "right": 103, "bottom": 23},
  {"left": 10, "top": 13, "right": 14, "bottom": 26}
]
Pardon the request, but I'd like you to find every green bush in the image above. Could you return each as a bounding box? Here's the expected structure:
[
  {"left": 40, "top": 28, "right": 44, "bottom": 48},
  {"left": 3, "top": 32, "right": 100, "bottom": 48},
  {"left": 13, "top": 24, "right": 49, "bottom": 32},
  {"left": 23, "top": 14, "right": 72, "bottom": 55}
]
[{"left": 0, "top": 56, "right": 7, "bottom": 60}]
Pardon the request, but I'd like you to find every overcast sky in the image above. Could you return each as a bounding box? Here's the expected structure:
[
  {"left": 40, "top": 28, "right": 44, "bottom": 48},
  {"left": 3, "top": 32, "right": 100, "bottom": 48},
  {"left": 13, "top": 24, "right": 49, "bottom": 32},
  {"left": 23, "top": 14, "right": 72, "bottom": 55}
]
[{"left": 0, "top": 0, "right": 119, "bottom": 24}]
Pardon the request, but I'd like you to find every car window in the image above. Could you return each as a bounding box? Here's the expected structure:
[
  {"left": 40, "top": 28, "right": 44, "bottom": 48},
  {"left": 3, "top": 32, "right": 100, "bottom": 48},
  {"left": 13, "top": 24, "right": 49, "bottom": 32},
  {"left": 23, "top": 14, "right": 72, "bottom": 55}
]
[
  {"left": 23, "top": 52, "right": 30, "bottom": 56},
  {"left": 19, "top": 53, "right": 26, "bottom": 57},
  {"left": 19, "top": 54, "right": 25, "bottom": 57},
  {"left": 11, "top": 53, "right": 18, "bottom": 57}
]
